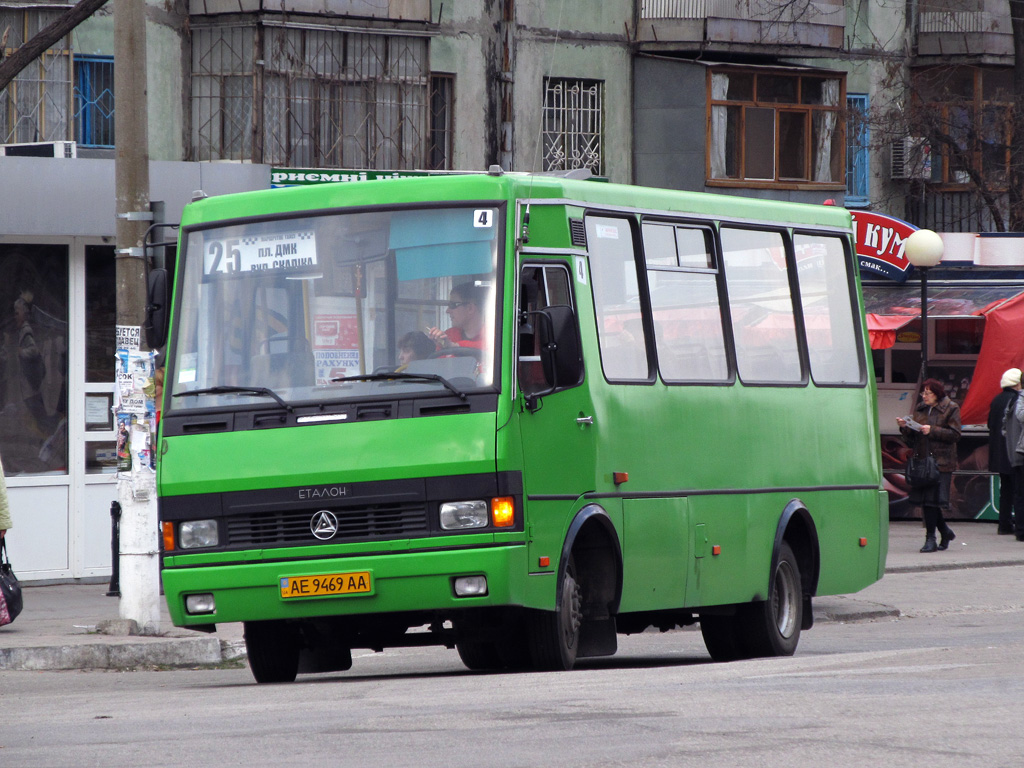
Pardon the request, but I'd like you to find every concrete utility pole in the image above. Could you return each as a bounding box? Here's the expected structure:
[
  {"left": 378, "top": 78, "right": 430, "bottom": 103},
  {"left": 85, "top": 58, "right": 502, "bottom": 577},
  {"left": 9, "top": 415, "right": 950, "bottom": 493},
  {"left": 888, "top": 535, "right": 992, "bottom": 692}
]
[{"left": 114, "top": 0, "right": 159, "bottom": 633}]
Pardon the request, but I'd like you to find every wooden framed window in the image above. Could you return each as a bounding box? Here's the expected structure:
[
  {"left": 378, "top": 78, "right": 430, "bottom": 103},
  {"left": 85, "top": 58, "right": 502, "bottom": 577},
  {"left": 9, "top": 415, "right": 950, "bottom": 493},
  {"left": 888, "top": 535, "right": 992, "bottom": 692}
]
[
  {"left": 707, "top": 67, "right": 844, "bottom": 188},
  {"left": 911, "top": 66, "right": 1012, "bottom": 189}
]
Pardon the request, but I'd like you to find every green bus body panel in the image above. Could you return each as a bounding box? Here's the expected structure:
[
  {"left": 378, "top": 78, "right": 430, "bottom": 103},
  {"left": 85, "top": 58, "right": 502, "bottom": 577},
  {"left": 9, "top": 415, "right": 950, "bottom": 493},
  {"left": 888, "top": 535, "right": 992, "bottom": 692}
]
[
  {"left": 620, "top": 497, "right": 689, "bottom": 612},
  {"left": 162, "top": 173, "right": 885, "bottom": 638},
  {"left": 159, "top": 412, "right": 497, "bottom": 496}
]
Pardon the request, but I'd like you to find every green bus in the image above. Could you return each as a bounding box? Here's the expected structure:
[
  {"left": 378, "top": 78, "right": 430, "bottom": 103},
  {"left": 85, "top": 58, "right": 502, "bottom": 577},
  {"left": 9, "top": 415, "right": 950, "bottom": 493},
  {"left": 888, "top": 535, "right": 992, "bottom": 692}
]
[{"left": 155, "top": 169, "right": 887, "bottom": 683}]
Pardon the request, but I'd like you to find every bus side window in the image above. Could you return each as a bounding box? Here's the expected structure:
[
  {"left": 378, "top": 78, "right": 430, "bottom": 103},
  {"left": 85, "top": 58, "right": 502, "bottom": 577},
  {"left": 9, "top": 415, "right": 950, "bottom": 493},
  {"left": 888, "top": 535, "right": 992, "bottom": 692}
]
[
  {"left": 793, "top": 233, "right": 863, "bottom": 385},
  {"left": 586, "top": 216, "right": 650, "bottom": 381},
  {"left": 641, "top": 222, "right": 729, "bottom": 383},
  {"left": 720, "top": 227, "right": 803, "bottom": 384},
  {"left": 519, "top": 264, "right": 574, "bottom": 394}
]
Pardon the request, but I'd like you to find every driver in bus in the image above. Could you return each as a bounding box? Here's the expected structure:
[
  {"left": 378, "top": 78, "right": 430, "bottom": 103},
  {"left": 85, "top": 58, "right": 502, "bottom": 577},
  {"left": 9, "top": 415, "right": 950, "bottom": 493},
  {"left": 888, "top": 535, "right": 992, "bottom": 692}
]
[{"left": 427, "top": 282, "right": 487, "bottom": 351}]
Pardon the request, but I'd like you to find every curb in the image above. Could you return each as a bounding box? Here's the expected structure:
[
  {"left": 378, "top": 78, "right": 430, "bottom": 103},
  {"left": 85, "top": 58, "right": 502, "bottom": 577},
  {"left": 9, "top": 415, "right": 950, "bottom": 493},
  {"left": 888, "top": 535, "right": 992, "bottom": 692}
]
[
  {"left": 0, "top": 636, "right": 223, "bottom": 672},
  {"left": 887, "top": 558, "right": 1024, "bottom": 575},
  {"left": 813, "top": 597, "right": 900, "bottom": 623}
]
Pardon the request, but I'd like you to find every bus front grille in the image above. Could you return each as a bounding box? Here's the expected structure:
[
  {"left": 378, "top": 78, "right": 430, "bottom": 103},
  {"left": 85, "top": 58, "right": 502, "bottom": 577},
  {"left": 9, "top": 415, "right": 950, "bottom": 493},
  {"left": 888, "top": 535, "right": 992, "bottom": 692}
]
[{"left": 226, "top": 503, "right": 429, "bottom": 546}]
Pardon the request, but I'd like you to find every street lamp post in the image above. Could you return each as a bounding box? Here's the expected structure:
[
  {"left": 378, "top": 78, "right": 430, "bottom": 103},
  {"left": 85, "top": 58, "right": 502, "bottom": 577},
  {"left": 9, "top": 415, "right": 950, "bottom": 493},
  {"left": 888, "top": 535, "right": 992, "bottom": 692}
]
[{"left": 904, "top": 229, "right": 945, "bottom": 382}]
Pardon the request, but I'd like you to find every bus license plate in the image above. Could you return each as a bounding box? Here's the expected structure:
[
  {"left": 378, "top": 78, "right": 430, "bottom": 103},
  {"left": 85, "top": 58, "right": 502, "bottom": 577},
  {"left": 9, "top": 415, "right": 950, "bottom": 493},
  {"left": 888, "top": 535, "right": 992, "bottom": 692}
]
[{"left": 279, "top": 571, "right": 372, "bottom": 599}]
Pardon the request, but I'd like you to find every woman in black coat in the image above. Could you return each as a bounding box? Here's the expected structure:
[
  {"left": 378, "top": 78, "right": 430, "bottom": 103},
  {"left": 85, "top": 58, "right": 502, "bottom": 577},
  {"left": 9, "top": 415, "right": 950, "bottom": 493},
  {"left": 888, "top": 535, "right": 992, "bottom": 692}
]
[{"left": 898, "top": 378, "right": 962, "bottom": 553}]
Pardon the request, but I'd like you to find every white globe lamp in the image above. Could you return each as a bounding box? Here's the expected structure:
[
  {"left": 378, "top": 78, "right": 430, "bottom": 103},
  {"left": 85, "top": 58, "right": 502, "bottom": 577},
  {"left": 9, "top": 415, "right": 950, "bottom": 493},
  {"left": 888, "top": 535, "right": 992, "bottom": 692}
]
[{"left": 904, "top": 229, "right": 944, "bottom": 380}]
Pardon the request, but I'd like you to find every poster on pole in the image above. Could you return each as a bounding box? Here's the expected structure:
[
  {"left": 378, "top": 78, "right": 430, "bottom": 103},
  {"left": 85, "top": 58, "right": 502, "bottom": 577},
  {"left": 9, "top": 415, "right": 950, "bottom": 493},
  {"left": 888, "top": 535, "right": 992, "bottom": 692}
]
[{"left": 113, "top": 342, "right": 157, "bottom": 498}]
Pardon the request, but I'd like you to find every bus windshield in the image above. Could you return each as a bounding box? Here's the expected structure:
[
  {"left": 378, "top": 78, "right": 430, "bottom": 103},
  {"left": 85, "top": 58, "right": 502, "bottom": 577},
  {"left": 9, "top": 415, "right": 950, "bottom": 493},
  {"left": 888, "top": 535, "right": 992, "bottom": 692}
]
[{"left": 168, "top": 205, "right": 502, "bottom": 411}]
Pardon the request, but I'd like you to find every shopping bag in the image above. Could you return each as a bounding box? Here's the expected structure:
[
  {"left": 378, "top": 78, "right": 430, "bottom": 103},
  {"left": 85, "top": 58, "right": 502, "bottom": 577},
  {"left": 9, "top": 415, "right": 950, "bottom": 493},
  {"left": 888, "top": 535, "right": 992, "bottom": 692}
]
[
  {"left": 0, "top": 539, "right": 23, "bottom": 626},
  {"left": 904, "top": 454, "right": 940, "bottom": 489}
]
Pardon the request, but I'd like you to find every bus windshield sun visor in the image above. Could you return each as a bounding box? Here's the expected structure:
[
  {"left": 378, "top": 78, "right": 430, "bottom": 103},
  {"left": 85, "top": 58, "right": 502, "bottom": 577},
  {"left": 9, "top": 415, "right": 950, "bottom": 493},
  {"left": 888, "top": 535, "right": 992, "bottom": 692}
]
[
  {"left": 333, "top": 372, "right": 467, "bottom": 400},
  {"left": 173, "top": 385, "right": 295, "bottom": 412}
]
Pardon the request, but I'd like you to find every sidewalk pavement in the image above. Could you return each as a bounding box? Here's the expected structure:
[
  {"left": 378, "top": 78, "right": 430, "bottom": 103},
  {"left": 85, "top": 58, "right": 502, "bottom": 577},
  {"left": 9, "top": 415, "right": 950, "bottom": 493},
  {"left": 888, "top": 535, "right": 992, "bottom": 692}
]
[{"left": 3, "top": 520, "right": 1024, "bottom": 672}]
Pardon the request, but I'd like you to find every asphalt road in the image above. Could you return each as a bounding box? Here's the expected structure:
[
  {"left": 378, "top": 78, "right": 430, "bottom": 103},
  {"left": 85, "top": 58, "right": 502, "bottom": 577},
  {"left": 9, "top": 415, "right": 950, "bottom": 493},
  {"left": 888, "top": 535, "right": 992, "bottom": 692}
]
[{"left": 3, "top": 561, "right": 1024, "bottom": 768}]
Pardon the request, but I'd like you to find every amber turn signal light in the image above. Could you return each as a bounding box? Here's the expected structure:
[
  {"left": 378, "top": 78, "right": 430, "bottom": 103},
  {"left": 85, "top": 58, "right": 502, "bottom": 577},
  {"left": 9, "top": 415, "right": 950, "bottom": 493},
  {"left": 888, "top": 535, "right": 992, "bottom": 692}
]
[
  {"left": 491, "top": 497, "right": 515, "bottom": 527},
  {"left": 161, "top": 521, "right": 175, "bottom": 551}
]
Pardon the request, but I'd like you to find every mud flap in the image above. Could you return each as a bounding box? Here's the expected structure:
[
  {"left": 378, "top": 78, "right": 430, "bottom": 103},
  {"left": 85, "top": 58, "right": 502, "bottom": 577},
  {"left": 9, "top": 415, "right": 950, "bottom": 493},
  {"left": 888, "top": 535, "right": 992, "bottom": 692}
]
[
  {"left": 801, "top": 595, "right": 814, "bottom": 630},
  {"left": 578, "top": 616, "right": 618, "bottom": 658}
]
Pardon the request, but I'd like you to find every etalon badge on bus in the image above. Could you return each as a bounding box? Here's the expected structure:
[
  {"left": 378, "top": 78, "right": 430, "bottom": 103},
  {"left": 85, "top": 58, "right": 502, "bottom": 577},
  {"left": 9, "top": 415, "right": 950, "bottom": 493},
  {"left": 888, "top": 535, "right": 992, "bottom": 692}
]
[{"left": 310, "top": 510, "right": 339, "bottom": 540}]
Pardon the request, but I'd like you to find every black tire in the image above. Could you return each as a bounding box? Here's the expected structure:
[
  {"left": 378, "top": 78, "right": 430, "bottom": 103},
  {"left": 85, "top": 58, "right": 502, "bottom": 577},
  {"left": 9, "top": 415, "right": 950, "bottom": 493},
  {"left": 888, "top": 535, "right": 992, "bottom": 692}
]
[
  {"left": 244, "top": 620, "right": 301, "bottom": 684},
  {"left": 742, "top": 541, "right": 803, "bottom": 658},
  {"left": 456, "top": 640, "right": 503, "bottom": 671},
  {"left": 699, "top": 614, "right": 746, "bottom": 662},
  {"left": 527, "top": 556, "right": 583, "bottom": 671}
]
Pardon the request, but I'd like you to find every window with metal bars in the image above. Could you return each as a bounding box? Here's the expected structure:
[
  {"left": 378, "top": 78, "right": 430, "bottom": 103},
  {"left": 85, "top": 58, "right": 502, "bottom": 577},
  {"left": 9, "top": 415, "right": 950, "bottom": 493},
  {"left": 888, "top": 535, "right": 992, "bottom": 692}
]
[
  {"left": 74, "top": 56, "right": 115, "bottom": 148},
  {"left": 846, "top": 94, "right": 869, "bottom": 207},
  {"left": 428, "top": 74, "right": 454, "bottom": 171},
  {"left": 542, "top": 77, "right": 603, "bottom": 175},
  {"left": 191, "top": 24, "right": 448, "bottom": 168},
  {"left": 0, "top": 8, "right": 72, "bottom": 144}
]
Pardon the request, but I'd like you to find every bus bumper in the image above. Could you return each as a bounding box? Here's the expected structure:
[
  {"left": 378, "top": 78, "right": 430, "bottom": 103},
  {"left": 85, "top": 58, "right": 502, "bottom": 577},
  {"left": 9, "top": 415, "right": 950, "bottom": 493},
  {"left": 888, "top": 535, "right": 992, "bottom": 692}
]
[{"left": 161, "top": 544, "right": 532, "bottom": 627}]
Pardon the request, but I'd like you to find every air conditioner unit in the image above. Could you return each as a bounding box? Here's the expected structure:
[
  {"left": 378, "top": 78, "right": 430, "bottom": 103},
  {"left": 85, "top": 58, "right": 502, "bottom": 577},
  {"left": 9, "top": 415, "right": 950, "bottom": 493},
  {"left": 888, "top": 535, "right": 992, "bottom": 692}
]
[
  {"left": 891, "top": 137, "right": 931, "bottom": 181},
  {"left": 0, "top": 140, "right": 77, "bottom": 158}
]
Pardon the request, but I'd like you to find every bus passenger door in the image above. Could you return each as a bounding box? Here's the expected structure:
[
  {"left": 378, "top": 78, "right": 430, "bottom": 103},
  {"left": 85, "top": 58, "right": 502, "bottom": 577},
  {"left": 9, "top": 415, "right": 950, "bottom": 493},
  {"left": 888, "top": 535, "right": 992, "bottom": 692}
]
[{"left": 517, "top": 262, "right": 598, "bottom": 506}]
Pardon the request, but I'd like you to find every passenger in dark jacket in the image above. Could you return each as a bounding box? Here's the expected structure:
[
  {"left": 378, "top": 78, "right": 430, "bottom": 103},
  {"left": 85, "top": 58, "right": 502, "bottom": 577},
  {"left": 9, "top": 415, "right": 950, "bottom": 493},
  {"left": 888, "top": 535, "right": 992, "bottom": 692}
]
[
  {"left": 898, "top": 378, "right": 961, "bottom": 553},
  {"left": 989, "top": 368, "right": 1022, "bottom": 535}
]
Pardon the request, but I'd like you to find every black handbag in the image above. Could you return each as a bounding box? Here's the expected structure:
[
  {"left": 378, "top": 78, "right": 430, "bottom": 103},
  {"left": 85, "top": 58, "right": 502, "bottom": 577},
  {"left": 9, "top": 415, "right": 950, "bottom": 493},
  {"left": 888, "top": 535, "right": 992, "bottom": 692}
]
[
  {"left": 0, "top": 539, "right": 23, "bottom": 626},
  {"left": 905, "top": 438, "right": 941, "bottom": 489}
]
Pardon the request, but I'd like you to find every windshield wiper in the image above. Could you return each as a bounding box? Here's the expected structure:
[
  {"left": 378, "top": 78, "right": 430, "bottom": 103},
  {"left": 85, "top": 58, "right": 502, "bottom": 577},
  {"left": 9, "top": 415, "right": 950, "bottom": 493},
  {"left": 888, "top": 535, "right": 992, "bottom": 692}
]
[
  {"left": 172, "top": 385, "right": 294, "bottom": 412},
  {"left": 332, "top": 372, "right": 467, "bottom": 401}
]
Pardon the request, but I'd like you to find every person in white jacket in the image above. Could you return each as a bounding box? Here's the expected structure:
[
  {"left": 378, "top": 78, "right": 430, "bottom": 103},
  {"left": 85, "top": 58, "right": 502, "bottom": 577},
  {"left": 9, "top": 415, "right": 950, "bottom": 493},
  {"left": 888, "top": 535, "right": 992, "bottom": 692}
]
[{"left": 0, "top": 465, "right": 11, "bottom": 540}]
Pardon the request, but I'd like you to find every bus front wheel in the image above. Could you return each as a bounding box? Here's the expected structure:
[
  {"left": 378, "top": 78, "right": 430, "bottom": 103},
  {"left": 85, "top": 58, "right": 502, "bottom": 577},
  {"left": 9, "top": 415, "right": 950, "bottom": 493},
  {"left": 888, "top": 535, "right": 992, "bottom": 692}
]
[
  {"left": 699, "top": 614, "right": 746, "bottom": 662},
  {"left": 527, "top": 555, "right": 582, "bottom": 671},
  {"left": 456, "top": 640, "right": 503, "bottom": 671},
  {"left": 743, "top": 541, "right": 803, "bottom": 658},
  {"left": 244, "top": 620, "right": 301, "bottom": 684}
]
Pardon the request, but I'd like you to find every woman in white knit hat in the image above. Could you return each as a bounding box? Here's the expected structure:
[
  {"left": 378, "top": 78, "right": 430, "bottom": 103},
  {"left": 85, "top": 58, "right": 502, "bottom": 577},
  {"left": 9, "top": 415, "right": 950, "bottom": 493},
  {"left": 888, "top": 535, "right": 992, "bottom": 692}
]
[{"left": 991, "top": 368, "right": 1022, "bottom": 535}]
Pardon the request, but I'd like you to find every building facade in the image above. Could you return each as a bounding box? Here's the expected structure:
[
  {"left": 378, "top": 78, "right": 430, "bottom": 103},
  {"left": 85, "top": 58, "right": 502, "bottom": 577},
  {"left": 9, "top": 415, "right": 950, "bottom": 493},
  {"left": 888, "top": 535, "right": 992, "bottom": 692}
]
[{"left": 1, "top": 0, "right": 1020, "bottom": 579}]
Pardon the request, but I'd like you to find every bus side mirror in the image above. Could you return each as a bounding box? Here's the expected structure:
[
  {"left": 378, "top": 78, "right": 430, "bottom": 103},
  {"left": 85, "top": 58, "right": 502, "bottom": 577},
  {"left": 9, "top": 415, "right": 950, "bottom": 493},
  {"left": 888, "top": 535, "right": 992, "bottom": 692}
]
[
  {"left": 145, "top": 268, "right": 169, "bottom": 349},
  {"left": 537, "top": 304, "right": 583, "bottom": 391}
]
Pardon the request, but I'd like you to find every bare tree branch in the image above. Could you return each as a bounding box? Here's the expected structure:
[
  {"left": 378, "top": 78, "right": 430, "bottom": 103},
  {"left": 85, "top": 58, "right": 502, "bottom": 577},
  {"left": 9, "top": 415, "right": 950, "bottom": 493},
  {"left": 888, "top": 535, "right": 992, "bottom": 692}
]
[{"left": 0, "top": 0, "right": 110, "bottom": 92}]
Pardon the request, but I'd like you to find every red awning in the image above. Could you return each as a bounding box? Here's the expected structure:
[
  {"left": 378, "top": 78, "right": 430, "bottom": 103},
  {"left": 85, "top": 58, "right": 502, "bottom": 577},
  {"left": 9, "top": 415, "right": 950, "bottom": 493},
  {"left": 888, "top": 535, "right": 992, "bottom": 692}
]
[
  {"left": 865, "top": 313, "right": 914, "bottom": 350},
  {"left": 960, "top": 291, "right": 1024, "bottom": 424}
]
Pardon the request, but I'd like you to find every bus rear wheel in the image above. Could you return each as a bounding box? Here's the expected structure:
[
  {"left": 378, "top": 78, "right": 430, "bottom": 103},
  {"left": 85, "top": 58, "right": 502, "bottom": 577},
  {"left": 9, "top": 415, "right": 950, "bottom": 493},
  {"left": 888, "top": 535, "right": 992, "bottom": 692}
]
[
  {"left": 742, "top": 541, "right": 803, "bottom": 658},
  {"left": 244, "top": 620, "right": 301, "bottom": 684},
  {"left": 527, "top": 556, "right": 582, "bottom": 671}
]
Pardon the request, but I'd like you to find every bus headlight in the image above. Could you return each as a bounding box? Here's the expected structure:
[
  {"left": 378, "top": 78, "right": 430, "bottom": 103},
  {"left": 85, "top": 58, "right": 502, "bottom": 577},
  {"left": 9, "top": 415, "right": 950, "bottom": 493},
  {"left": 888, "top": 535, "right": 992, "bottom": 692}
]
[
  {"left": 179, "top": 520, "right": 219, "bottom": 549},
  {"left": 453, "top": 576, "right": 488, "bottom": 597},
  {"left": 185, "top": 593, "right": 216, "bottom": 614},
  {"left": 439, "top": 500, "right": 488, "bottom": 530}
]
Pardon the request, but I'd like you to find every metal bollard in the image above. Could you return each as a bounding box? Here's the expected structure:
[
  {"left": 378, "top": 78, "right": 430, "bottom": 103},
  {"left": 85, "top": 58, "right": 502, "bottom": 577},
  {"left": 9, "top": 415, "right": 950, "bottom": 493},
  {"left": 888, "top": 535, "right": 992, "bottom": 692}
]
[{"left": 106, "top": 500, "right": 121, "bottom": 597}]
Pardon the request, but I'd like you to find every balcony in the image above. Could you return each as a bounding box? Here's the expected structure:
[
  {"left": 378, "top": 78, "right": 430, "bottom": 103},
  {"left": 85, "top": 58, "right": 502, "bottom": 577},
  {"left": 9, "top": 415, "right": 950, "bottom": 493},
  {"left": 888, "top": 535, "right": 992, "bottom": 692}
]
[
  {"left": 636, "top": 0, "right": 845, "bottom": 54},
  {"left": 916, "top": 0, "right": 1012, "bottom": 61},
  {"left": 189, "top": 0, "right": 430, "bottom": 20}
]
